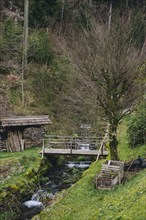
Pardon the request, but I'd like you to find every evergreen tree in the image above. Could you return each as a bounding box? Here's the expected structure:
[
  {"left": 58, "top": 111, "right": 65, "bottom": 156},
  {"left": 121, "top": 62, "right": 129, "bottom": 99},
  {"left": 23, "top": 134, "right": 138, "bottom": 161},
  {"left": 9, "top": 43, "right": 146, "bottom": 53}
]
[{"left": 29, "top": 0, "right": 60, "bottom": 27}]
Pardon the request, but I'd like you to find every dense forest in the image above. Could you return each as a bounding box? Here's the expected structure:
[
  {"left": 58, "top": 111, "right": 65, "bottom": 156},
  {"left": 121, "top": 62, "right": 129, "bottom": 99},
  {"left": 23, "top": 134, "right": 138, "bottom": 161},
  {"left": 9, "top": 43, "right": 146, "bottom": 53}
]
[{"left": 0, "top": 0, "right": 146, "bottom": 158}]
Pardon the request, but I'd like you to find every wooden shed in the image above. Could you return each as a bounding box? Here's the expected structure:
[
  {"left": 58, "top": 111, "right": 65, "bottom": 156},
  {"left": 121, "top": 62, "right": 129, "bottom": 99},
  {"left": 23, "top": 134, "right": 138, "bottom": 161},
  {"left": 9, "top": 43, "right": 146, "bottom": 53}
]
[{"left": 0, "top": 115, "right": 52, "bottom": 152}]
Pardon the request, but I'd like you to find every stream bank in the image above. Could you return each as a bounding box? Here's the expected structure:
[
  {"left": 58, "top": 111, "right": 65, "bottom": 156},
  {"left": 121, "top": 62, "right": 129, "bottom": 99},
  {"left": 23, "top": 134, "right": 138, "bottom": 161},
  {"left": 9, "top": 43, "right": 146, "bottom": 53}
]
[
  {"left": 0, "top": 152, "right": 92, "bottom": 220},
  {"left": 19, "top": 156, "right": 92, "bottom": 220}
]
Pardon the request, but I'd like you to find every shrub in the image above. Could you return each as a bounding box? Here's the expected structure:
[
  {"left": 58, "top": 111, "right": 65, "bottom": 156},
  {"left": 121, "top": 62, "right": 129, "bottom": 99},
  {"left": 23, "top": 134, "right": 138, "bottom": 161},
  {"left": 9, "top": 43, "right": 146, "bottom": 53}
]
[
  {"left": 127, "top": 104, "right": 146, "bottom": 147},
  {"left": 77, "top": 156, "right": 86, "bottom": 161},
  {"left": 28, "top": 31, "right": 54, "bottom": 64}
]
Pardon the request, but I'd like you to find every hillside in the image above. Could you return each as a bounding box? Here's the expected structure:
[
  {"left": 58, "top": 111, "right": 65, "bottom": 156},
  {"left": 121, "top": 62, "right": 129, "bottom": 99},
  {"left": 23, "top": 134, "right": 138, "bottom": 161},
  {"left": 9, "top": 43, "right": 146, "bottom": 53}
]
[
  {"left": 0, "top": 1, "right": 146, "bottom": 135},
  {"left": 0, "top": 0, "right": 100, "bottom": 134}
]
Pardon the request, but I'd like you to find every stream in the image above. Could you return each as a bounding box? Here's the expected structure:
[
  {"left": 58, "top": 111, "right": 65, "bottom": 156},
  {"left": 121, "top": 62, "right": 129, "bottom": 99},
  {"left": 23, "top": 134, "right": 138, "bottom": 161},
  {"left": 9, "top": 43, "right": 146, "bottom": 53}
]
[{"left": 20, "top": 159, "right": 92, "bottom": 220}]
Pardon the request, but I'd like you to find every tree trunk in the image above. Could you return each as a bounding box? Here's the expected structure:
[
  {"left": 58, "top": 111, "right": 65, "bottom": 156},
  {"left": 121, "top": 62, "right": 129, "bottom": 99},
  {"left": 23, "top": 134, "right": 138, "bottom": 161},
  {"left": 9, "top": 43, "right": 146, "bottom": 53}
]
[
  {"left": 22, "top": 0, "right": 29, "bottom": 106},
  {"left": 109, "top": 124, "right": 119, "bottom": 160},
  {"left": 108, "top": 0, "right": 112, "bottom": 32}
]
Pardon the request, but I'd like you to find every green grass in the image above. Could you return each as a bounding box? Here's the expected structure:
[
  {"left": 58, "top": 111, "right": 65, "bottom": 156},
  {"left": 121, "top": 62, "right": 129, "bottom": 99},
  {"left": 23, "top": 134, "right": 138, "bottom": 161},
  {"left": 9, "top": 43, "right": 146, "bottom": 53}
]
[{"left": 0, "top": 147, "right": 41, "bottom": 190}]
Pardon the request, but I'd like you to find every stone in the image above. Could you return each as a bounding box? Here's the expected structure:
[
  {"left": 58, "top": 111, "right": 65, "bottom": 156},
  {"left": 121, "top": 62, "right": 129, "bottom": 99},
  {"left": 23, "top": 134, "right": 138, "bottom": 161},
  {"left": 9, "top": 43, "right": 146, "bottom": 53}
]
[{"left": 21, "top": 200, "right": 44, "bottom": 220}]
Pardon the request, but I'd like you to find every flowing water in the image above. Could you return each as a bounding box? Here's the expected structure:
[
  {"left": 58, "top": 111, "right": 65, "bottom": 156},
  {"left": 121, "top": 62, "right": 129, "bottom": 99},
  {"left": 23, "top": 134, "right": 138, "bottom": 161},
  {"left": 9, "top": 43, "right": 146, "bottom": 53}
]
[
  {"left": 21, "top": 159, "right": 92, "bottom": 219},
  {"left": 21, "top": 144, "right": 95, "bottom": 219}
]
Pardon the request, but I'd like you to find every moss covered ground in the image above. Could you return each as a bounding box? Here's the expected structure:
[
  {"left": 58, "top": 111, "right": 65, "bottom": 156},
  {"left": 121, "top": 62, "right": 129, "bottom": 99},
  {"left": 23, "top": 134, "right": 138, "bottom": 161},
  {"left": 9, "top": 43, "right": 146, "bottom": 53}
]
[
  {"left": 0, "top": 147, "right": 42, "bottom": 220},
  {"left": 0, "top": 147, "right": 41, "bottom": 190}
]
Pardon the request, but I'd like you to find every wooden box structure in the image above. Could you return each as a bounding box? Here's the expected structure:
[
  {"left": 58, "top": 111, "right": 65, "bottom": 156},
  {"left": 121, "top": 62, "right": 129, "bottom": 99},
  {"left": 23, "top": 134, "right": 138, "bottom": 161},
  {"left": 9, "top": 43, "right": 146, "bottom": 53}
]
[
  {"left": 95, "top": 160, "right": 124, "bottom": 190},
  {"left": 0, "top": 115, "right": 51, "bottom": 152}
]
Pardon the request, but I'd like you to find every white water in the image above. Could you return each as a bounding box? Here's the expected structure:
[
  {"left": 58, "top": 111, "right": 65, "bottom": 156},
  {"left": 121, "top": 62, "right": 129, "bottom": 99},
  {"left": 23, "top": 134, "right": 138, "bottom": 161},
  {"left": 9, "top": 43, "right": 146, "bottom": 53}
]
[
  {"left": 23, "top": 200, "right": 43, "bottom": 208},
  {"left": 77, "top": 143, "right": 90, "bottom": 151},
  {"left": 66, "top": 161, "right": 91, "bottom": 169}
]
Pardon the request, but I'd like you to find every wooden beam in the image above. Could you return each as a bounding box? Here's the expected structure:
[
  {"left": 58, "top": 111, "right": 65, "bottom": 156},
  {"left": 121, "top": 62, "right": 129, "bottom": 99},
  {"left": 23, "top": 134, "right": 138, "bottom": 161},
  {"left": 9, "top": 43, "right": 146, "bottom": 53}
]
[{"left": 42, "top": 148, "right": 108, "bottom": 156}]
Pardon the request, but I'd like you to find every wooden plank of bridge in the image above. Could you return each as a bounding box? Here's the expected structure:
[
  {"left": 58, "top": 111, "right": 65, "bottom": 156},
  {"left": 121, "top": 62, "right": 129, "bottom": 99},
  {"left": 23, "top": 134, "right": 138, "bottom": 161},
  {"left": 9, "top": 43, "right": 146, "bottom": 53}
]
[{"left": 42, "top": 148, "right": 108, "bottom": 156}]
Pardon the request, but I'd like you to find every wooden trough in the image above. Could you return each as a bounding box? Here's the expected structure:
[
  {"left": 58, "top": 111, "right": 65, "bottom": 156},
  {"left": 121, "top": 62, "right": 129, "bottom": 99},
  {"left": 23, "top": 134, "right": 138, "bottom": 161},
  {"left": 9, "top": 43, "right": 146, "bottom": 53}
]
[
  {"left": 0, "top": 115, "right": 51, "bottom": 152},
  {"left": 95, "top": 160, "right": 124, "bottom": 190}
]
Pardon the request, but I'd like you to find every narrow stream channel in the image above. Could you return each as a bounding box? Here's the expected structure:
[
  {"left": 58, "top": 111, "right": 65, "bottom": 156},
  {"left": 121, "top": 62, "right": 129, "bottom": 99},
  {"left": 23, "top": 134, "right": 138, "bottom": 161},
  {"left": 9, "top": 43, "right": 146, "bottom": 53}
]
[{"left": 20, "top": 160, "right": 92, "bottom": 220}]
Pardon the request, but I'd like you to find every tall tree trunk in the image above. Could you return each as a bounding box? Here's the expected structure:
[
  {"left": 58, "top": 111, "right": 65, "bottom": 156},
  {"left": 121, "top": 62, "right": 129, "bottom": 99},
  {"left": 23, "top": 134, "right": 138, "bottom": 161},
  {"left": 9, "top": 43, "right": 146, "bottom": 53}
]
[
  {"left": 109, "top": 124, "right": 119, "bottom": 160},
  {"left": 22, "top": 0, "right": 29, "bottom": 106},
  {"left": 108, "top": 0, "right": 112, "bottom": 32}
]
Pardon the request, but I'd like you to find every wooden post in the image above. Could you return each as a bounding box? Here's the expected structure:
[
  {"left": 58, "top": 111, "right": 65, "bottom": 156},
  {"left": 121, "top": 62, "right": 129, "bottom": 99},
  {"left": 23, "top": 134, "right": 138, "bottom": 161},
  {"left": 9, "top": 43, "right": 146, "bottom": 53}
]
[
  {"left": 96, "top": 143, "right": 103, "bottom": 161},
  {"left": 42, "top": 139, "right": 45, "bottom": 158},
  {"left": 70, "top": 140, "right": 72, "bottom": 155},
  {"left": 74, "top": 137, "right": 77, "bottom": 149},
  {"left": 101, "top": 141, "right": 104, "bottom": 155}
]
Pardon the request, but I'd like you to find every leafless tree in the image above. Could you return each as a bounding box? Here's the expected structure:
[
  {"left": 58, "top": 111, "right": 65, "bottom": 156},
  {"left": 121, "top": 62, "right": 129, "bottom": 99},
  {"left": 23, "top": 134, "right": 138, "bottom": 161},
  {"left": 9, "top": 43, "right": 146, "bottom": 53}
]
[{"left": 65, "top": 17, "right": 143, "bottom": 160}]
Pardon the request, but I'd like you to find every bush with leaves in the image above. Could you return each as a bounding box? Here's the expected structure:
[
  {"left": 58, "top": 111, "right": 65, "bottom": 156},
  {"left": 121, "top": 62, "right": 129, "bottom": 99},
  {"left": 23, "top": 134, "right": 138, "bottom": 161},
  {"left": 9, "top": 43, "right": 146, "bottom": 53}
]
[{"left": 127, "top": 104, "right": 146, "bottom": 147}]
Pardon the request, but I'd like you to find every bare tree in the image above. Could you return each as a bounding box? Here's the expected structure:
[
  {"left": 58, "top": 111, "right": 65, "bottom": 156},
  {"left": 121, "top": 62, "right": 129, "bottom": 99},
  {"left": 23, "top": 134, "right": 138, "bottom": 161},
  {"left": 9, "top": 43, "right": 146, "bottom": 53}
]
[
  {"left": 65, "top": 17, "right": 143, "bottom": 160},
  {"left": 94, "top": 28, "right": 143, "bottom": 159}
]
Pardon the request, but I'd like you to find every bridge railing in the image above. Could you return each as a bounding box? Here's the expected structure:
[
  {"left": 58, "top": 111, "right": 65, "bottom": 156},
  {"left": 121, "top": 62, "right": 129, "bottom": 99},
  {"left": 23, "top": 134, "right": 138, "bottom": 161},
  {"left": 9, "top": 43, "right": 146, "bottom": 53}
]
[
  {"left": 43, "top": 135, "right": 103, "bottom": 150},
  {"left": 41, "top": 135, "right": 109, "bottom": 158}
]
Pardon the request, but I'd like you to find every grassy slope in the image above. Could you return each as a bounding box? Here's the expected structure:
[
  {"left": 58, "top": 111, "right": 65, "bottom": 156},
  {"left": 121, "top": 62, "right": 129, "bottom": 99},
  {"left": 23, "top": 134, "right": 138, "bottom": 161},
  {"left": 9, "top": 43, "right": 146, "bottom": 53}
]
[
  {"left": 0, "top": 147, "right": 43, "bottom": 220},
  {"left": 36, "top": 163, "right": 146, "bottom": 220},
  {"left": 34, "top": 122, "right": 146, "bottom": 220},
  {"left": 0, "top": 147, "right": 41, "bottom": 190}
]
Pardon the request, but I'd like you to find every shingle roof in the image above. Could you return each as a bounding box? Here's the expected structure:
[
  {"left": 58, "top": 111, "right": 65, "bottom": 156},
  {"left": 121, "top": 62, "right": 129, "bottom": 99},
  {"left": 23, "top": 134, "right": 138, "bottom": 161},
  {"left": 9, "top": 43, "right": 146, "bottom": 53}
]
[{"left": 0, "top": 115, "right": 52, "bottom": 127}]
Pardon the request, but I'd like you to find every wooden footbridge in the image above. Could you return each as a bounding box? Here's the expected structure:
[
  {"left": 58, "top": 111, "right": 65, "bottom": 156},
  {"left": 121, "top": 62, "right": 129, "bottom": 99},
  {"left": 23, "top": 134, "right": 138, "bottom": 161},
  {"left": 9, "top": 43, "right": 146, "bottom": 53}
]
[{"left": 41, "top": 135, "right": 108, "bottom": 158}]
